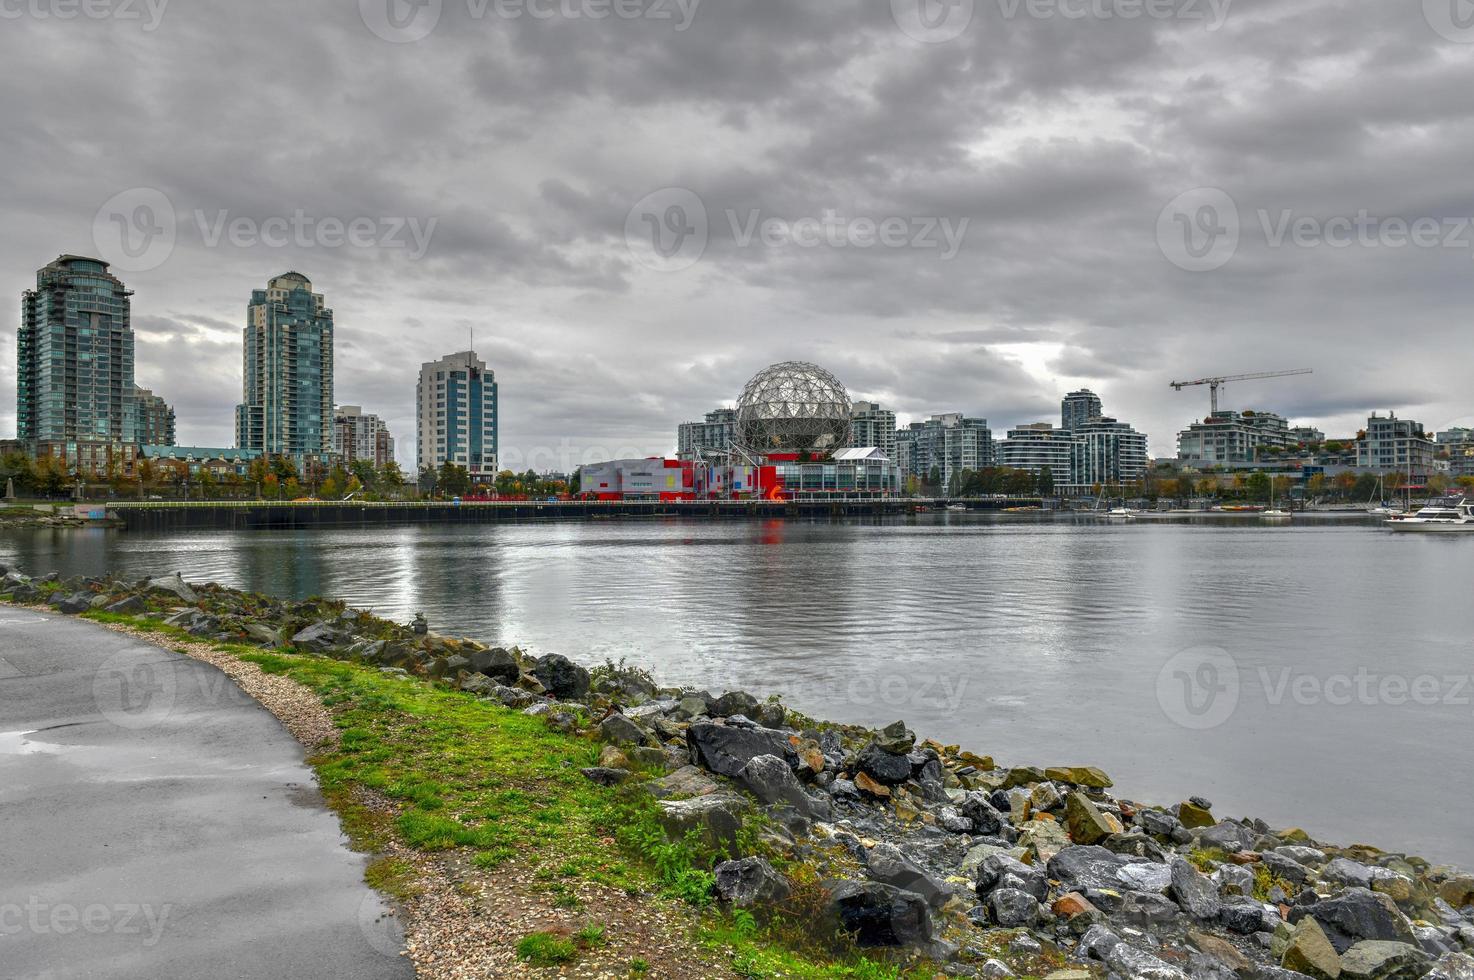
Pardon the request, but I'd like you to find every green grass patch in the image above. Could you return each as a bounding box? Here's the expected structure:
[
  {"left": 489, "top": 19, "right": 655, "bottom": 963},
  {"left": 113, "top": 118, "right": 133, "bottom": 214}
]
[
  {"left": 516, "top": 930, "right": 577, "bottom": 967},
  {"left": 364, "top": 857, "right": 423, "bottom": 902}
]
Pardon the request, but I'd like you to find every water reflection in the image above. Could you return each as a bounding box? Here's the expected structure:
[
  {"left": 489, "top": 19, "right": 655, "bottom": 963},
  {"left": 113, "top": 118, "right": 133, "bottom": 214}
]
[{"left": 2, "top": 517, "right": 1472, "bottom": 868}]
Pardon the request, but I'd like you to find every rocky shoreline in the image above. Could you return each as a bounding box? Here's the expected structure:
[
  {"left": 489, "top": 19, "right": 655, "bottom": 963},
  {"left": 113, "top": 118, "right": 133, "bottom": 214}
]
[{"left": 4, "top": 564, "right": 1473, "bottom": 980}]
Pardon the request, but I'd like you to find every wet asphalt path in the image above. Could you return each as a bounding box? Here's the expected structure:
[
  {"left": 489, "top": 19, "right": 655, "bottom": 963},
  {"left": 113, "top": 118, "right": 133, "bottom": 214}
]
[{"left": 0, "top": 608, "right": 416, "bottom": 979}]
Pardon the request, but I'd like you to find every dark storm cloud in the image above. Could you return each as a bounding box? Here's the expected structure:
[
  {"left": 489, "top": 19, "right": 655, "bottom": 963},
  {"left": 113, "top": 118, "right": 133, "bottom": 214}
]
[{"left": 1, "top": 0, "right": 1469, "bottom": 461}]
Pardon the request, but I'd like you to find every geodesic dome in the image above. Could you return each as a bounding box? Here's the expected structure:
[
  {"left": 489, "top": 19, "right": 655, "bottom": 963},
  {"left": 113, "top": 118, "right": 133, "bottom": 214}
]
[{"left": 736, "top": 361, "right": 852, "bottom": 453}]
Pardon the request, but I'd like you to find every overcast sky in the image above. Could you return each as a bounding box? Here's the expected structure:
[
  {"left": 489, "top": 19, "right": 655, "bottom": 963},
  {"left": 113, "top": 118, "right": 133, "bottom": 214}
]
[{"left": 3, "top": 0, "right": 1471, "bottom": 471}]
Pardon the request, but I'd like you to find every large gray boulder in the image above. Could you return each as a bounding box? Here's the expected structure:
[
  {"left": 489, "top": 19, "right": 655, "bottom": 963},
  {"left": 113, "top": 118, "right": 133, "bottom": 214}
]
[
  {"left": 1338, "top": 940, "right": 1431, "bottom": 980},
  {"left": 598, "top": 712, "right": 650, "bottom": 747},
  {"left": 714, "top": 857, "right": 790, "bottom": 908},
  {"left": 987, "top": 888, "right": 1040, "bottom": 928},
  {"left": 146, "top": 573, "right": 198, "bottom": 603},
  {"left": 851, "top": 741, "right": 913, "bottom": 785},
  {"left": 1170, "top": 858, "right": 1222, "bottom": 921},
  {"left": 866, "top": 843, "right": 948, "bottom": 908},
  {"left": 977, "top": 853, "right": 1048, "bottom": 902},
  {"left": 1293, "top": 888, "right": 1419, "bottom": 954},
  {"left": 1048, "top": 846, "right": 1125, "bottom": 892},
  {"left": 738, "top": 754, "right": 811, "bottom": 815},
  {"left": 686, "top": 722, "right": 792, "bottom": 778},
  {"left": 470, "top": 647, "right": 520, "bottom": 684},
  {"left": 656, "top": 793, "right": 750, "bottom": 852},
  {"left": 531, "top": 654, "right": 590, "bottom": 699},
  {"left": 824, "top": 880, "right": 933, "bottom": 947}
]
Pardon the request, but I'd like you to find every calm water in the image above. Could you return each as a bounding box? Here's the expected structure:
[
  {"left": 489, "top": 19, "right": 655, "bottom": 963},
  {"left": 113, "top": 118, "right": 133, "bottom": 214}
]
[{"left": 4, "top": 515, "right": 1472, "bottom": 868}]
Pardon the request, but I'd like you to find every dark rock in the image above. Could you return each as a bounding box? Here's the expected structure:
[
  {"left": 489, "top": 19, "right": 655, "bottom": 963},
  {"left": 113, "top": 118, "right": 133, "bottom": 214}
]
[
  {"left": 715, "top": 857, "right": 791, "bottom": 908},
  {"left": 867, "top": 843, "right": 948, "bottom": 908},
  {"left": 656, "top": 794, "right": 750, "bottom": 853},
  {"left": 1048, "top": 846, "right": 1125, "bottom": 892},
  {"left": 987, "top": 887, "right": 1040, "bottom": 928},
  {"left": 852, "top": 741, "right": 914, "bottom": 785},
  {"left": 104, "top": 595, "right": 147, "bottom": 614},
  {"left": 738, "top": 754, "right": 811, "bottom": 816},
  {"left": 1322, "top": 858, "right": 1376, "bottom": 890},
  {"left": 824, "top": 880, "right": 933, "bottom": 947},
  {"left": 1170, "top": 858, "right": 1222, "bottom": 921},
  {"left": 531, "top": 654, "right": 590, "bottom": 699},
  {"left": 874, "top": 720, "right": 915, "bottom": 754},
  {"left": 1120, "top": 890, "right": 1183, "bottom": 928},
  {"left": 1139, "top": 809, "right": 1183, "bottom": 838},
  {"left": 686, "top": 722, "right": 792, "bottom": 779},
  {"left": 711, "top": 690, "right": 759, "bottom": 718},
  {"left": 1261, "top": 850, "right": 1313, "bottom": 888},
  {"left": 961, "top": 792, "right": 1008, "bottom": 836},
  {"left": 291, "top": 622, "right": 339, "bottom": 650},
  {"left": 580, "top": 767, "right": 631, "bottom": 786},
  {"left": 470, "top": 647, "right": 520, "bottom": 684},
  {"left": 54, "top": 593, "right": 93, "bottom": 614},
  {"left": 411, "top": 613, "right": 428, "bottom": 635},
  {"left": 1292, "top": 888, "right": 1418, "bottom": 954},
  {"left": 598, "top": 712, "right": 650, "bottom": 746},
  {"left": 976, "top": 854, "right": 1048, "bottom": 902},
  {"left": 1200, "top": 820, "right": 1258, "bottom": 853},
  {"left": 1219, "top": 900, "right": 1269, "bottom": 934}
]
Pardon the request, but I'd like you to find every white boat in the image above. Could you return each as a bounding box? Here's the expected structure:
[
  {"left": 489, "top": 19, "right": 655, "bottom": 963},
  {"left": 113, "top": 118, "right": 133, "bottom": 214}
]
[
  {"left": 1385, "top": 498, "right": 1474, "bottom": 532},
  {"left": 945, "top": 504, "right": 968, "bottom": 512},
  {"left": 1261, "top": 509, "right": 1292, "bottom": 520},
  {"left": 1103, "top": 507, "right": 1136, "bottom": 519}
]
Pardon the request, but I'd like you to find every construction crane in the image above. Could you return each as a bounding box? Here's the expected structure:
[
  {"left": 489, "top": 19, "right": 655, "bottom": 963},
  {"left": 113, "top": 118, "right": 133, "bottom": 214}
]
[{"left": 1170, "top": 369, "right": 1313, "bottom": 416}]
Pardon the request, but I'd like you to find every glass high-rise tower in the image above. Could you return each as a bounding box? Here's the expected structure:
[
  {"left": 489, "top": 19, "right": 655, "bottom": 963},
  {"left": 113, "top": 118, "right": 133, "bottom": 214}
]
[
  {"left": 416, "top": 351, "right": 499, "bottom": 481},
  {"left": 18, "top": 255, "right": 137, "bottom": 449},
  {"left": 235, "top": 272, "right": 334, "bottom": 462}
]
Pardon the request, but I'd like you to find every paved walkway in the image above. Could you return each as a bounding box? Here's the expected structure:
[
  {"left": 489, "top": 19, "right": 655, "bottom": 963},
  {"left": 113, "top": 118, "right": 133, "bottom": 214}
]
[{"left": 0, "top": 609, "right": 416, "bottom": 979}]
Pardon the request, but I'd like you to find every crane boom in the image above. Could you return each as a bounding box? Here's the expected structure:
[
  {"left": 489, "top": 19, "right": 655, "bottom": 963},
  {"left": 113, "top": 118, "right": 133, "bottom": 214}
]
[{"left": 1169, "top": 368, "right": 1312, "bottom": 415}]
